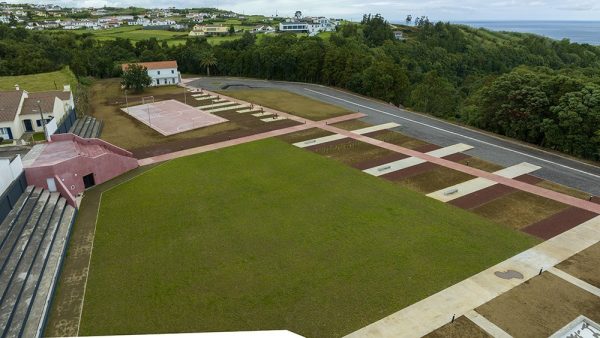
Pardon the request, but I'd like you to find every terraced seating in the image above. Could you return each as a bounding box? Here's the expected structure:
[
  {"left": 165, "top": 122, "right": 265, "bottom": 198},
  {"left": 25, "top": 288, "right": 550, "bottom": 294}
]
[
  {"left": 0, "top": 186, "right": 76, "bottom": 338},
  {"left": 68, "top": 115, "right": 103, "bottom": 138}
]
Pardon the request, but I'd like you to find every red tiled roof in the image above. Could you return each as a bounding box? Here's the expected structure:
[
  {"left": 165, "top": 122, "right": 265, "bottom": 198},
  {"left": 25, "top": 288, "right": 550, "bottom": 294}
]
[{"left": 121, "top": 61, "right": 178, "bottom": 71}]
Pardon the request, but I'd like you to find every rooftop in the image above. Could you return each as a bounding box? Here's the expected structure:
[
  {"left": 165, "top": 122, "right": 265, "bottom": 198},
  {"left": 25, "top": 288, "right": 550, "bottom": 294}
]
[
  {"left": 121, "top": 60, "right": 178, "bottom": 71},
  {"left": 0, "top": 90, "right": 24, "bottom": 122}
]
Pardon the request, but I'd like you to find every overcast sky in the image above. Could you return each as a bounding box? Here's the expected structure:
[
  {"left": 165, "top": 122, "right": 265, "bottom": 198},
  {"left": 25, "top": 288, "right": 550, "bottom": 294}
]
[{"left": 8, "top": 0, "right": 600, "bottom": 21}]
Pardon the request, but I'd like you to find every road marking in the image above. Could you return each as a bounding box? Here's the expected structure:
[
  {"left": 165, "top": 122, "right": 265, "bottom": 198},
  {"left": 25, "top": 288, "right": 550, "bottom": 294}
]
[{"left": 304, "top": 88, "right": 600, "bottom": 181}]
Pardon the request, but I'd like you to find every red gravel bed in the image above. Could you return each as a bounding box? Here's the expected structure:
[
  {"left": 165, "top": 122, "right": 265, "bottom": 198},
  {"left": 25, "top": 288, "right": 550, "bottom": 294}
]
[
  {"left": 414, "top": 144, "right": 442, "bottom": 153},
  {"left": 449, "top": 184, "right": 517, "bottom": 210},
  {"left": 522, "top": 207, "right": 599, "bottom": 240},
  {"left": 514, "top": 174, "right": 544, "bottom": 184},
  {"left": 381, "top": 162, "right": 439, "bottom": 181}
]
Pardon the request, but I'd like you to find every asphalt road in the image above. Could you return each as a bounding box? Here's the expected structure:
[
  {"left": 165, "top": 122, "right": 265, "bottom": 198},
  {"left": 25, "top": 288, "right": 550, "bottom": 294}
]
[{"left": 188, "top": 77, "right": 600, "bottom": 195}]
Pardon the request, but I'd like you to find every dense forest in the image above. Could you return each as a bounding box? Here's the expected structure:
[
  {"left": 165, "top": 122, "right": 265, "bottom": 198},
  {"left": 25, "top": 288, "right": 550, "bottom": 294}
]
[{"left": 1, "top": 15, "right": 599, "bottom": 160}]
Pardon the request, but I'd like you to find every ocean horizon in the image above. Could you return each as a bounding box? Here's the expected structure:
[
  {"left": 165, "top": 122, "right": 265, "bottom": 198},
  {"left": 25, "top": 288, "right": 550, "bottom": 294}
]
[
  {"left": 454, "top": 21, "right": 600, "bottom": 45},
  {"left": 390, "top": 20, "right": 600, "bottom": 45}
]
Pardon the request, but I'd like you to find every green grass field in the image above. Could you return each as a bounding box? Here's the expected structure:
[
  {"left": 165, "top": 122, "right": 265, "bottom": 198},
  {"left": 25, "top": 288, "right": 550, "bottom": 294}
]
[
  {"left": 0, "top": 67, "right": 77, "bottom": 92},
  {"left": 80, "top": 138, "right": 538, "bottom": 337},
  {"left": 220, "top": 89, "right": 351, "bottom": 120}
]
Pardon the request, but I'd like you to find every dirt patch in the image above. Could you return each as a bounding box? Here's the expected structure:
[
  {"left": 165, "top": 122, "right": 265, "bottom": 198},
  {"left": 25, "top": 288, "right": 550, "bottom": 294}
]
[
  {"left": 476, "top": 273, "right": 600, "bottom": 337},
  {"left": 366, "top": 130, "right": 431, "bottom": 150},
  {"left": 392, "top": 166, "right": 476, "bottom": 194},
  {"left": 450, "top": 184, "right": 517, "bottom": 210},
  {"left": 556, "top": 242, "right": 600, "bottom": 288},
  {"left": 454, "top": 157, "right": 504, "bottom": 172},
  {"left": 536, "top": 180, "right": 593, "bottom": 200},
  {"left": 308, "top": 139, "right": 397, "bottom": 166},
  {"left": 424, "top": 316, "right": 491, "bottom": 338},
  {"left": 522, "top": 207, "right": 598, "bottom": 239},
  {"left": 352, "top": 153, "right": 410, "bottom": 170},
  {"left": 414, "top": 144, "right": 442, "bottom": 153},
  {"left": 470, "top": 191, "right": 569, "bottom": 229},
  {"left": 381, "top": 162, "right": 439, "bottom": 180},
  {"left": 442, "top": 153, "right": 470, "bottom": 162},
  {"left": 514, "top": 174, "right": 544, "bottom": 185},
  {"left": 331, "top": 119, "right": 373, "bottom": 131}
]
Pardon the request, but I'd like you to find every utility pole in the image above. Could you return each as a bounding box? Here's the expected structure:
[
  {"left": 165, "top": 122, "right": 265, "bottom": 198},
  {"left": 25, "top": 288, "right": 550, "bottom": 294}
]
[
  {"left": 37, "top": 100, "right": 48, "bottom": 141},
  {"left": 124, "top": 90, "right": 129, "bottom": 114}
]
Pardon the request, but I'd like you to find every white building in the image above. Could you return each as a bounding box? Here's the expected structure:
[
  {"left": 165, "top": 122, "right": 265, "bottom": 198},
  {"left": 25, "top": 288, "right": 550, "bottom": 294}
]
[
  {"left": 279, "top": 17, "right": 337, "bottom": 35},
  {"left": 0, "top": 85, "right": 74, "bottom": 141},
  {"left": 121, "top": 61, "right": 181, "bottom": 87}
]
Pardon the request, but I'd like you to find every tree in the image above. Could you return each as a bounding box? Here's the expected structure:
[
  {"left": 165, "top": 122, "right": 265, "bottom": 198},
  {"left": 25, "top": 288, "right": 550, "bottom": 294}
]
[
  {"left": 200, "top": 52, "right": 217, "bottom": 76},
  {"left": 228, "top": 24, "right": 235, "bottom": 35},
  {"left": 405, "top": 15, "right": 412, "bottom": 26},
  {"left": 121, "top": 63, "right": 151, "bottom": 93},
  {"left": 409, "top": 71, "right": 459, "bottom": 117},
  {"left": 295, "top": 11, "right": 302, "bottom": 20},
  {"left": 361, "top": 14, "right": 394, "bottom": 47}
]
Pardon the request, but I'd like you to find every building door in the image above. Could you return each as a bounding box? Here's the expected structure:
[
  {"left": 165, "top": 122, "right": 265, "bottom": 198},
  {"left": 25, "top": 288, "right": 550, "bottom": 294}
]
[
  {"left": 82, "top": 173, "right": 95, "bottom": 189},
  {"left": 23, "top": 119, "right": 33, "bottom": 132}
]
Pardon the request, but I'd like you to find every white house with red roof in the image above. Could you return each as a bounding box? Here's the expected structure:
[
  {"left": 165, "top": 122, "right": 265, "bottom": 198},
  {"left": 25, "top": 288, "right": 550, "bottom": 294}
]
[
  {"left": 0, "top": 85, "right": 74, "bottom": 141},
  {"left": 121, "top": 60, "right": 181, "bottom": 87}
]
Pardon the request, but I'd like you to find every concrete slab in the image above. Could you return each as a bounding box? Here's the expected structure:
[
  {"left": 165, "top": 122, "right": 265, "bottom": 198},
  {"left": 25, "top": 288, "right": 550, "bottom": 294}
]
[
  {"left": 464, "top": 310, "right": 512, "bottom": 338},
  {"left": 351, "top": 122, "right": 401, "bottom": 135},
  {"left": 198, "top": 102, "right": 237, "bottom": 110},
  {"left": 548, "top": 267, "right": 600, "bottom": 297},
  {"left": 293, "top": 134, "right": 347, "bottom": 148},
  {"left": 363, "top": 144, "right": 473, "bottom": 177},
  {"left": 427, "top": 162, "right": 541, "bottom": 202},
  {"left": 252, "top": 112, "right": 275, "bottom": 118},
  {"left": 194, "top": 95, "right": 217, "bottom": 101},
  {"left": 261, "top": 116, "right": 288, "bottom": 122},
  {"left": 204, "top": 104, "right": 248, "bottom": 114},
  {"left": 237, "top": 108, "right": 263, "bottom": 114}
]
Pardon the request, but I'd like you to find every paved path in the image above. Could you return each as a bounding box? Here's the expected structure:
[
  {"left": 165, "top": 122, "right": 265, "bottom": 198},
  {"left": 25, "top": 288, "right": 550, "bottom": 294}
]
[
  {"left": 344, "top": 215, "right": 600, "bottom": 338},
  {"left": 187, "top": 77, "right": 600, "bottom": 195},
  {"left": 137, "top": 112, "right": 366, "bottom": 166},
  {"left": 320, "top": 124, "right": 600, "bottom": 214}
]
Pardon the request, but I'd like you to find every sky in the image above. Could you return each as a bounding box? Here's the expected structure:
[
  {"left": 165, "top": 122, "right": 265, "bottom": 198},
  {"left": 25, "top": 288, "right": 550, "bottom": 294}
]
[{"left": 7, "top": 0, "right": 600, "bottom": 21}]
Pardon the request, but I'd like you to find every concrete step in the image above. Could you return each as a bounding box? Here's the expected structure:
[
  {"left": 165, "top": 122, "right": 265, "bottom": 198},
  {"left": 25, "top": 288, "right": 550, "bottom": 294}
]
[
  {"left": 0, "top": 193, "right": 60, "bottom": 334},
  {"left": 22, "top": 202, "right": 76, "bottom": 338},
  {"left": 0, "top": 187, "right": 34, "bottom": 245}
]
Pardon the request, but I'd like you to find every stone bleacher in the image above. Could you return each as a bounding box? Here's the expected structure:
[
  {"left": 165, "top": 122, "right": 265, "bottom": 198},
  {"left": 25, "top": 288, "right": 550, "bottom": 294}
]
[
  {"left": 68, "top": 115, "right": 103, "bottom": 139},
  {"left": 0, "top": 186, "right": 76, "bottom": 337}
]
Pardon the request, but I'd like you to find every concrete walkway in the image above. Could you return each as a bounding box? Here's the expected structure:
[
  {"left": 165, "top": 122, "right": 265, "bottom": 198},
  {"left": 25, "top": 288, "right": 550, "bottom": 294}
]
[
  {"left": 427, "top": 162, "right": 541, "bottom": 202},
  {"left": 319, "top": 124, "right": 600, "bottom": 214},
  {"left": 345, "top": 215, "right": 600, "bottom": 338}
]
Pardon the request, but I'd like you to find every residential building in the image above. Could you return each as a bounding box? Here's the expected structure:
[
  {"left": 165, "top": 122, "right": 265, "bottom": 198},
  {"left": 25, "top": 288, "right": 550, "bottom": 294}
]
[
  {"left": 252, "top": 25, "right": 275, "bottom": 34},
  {"left": 0, "top": 86, "right": 74, "bottom": 141},
  {"left": 394, "top": 31, "right": 405, "bottom": 40},
  {"left": 121, "top": 61, "right": 181, "bottom": 87},
  {"left": 189, "top": 24, "right": 229, "bottom": 36},
  {"left": 278, "top": 21, "right": 309, "bottom": 33},
  {"left": 0, "top": 154, "right": 23, "bottom": 196}
]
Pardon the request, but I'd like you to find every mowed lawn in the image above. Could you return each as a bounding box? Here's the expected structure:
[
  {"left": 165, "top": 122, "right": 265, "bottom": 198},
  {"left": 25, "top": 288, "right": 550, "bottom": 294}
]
[
  {"left": 0, "top": 67, "right": 77, "bottom": 91},
  {"left": 220, "top": 89, "right": 351, "bottom": 120},
  {"left": 80, "top": 139, "right": 538, "bottom": 337}
]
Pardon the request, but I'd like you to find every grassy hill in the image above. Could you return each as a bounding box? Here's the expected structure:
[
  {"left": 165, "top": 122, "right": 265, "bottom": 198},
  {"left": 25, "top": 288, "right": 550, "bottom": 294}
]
[{"left": 0, "top": 67, "right": 77, "bottom": 92}]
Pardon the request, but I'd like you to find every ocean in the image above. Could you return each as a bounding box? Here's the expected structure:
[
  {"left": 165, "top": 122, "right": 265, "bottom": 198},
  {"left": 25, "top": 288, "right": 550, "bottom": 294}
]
[{"left": 454, "top": 21, "right": 600, "bottom": 45}]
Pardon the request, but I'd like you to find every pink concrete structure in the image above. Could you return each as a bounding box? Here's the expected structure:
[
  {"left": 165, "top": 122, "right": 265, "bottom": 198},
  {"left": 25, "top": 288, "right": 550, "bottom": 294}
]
[
  {"left": 22, "top": 133, "right": 138, "bottom": 206},
  {"left": 125, "top": 99, "right": 228, "bottom": 136}
]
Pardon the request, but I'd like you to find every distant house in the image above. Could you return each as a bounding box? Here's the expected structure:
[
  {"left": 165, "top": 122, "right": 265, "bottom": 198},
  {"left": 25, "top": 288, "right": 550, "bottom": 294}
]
[
  {"left": 121, "top": 61, "right": 181, "bottom": 87},
  {"left": 0, "top": 85, "right": 74, "bottom": 140},
  {"left": 252, "top": 25, "right": 275, "bottom": 34},
  {"left": 393, "top": 31, "right": 405, "bottom": 40},
  {"left": 189, "top": 24, "right": 229, "bottom": 36}
]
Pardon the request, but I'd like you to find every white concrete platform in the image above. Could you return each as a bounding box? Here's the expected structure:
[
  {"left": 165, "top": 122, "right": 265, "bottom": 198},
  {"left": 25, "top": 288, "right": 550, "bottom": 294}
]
[
  {"left": 204, "top": 104, "right": 248, "bottom": 114},
  {"left": 363, "top": 144, "right": 474, "bottom": 177},
  {"left": 199, "top": 102, "right": 237, "bottom": 110},
  {"left": 261, "top": 116, "right": 287, "bottom": 122},
  {"left": 293, "top": 123, "right": 401, "bottom": 149},
  {"left": 293, "top": 134, "right": 347, "bottom": 148},
  {"left": 427, "top": 162, "right": 541, "bottom": 202},
  {"left": 195, "top": 95, "right": 217, "bottom": 101},
  {"left": 252, "top": 112, "right": 275, "bottom": 117},
  {"left": 465, "top": 310, "right": 512, "bottom": 338},
  {"left": 427, "top": 143, "right": 473, "bottom": 158},
  {"left": 238, "top": 108, "right": 263, "bottom": 114},
  {"left": 351, "top": 122, "right": 401, "bottom": 135},
  {"left": 191, "top": 93, "right": 208, "bottom": 97},
  {"left": 213, "top": 98, "right": 229, "bottom": 103}
]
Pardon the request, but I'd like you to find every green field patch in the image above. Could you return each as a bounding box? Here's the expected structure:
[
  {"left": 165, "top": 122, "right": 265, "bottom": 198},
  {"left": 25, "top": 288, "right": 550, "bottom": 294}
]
[
  {"left": 0, "top": 67, "right": 77, "bottom": 92},
  {"left": 80, "top": 139, "right": 538, "bottom": 337}
]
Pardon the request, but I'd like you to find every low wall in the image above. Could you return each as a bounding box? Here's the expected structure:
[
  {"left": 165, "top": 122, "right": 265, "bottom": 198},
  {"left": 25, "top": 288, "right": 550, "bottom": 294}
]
[{"left": 0, "top": 172, "right": 27, "bottom": 224}]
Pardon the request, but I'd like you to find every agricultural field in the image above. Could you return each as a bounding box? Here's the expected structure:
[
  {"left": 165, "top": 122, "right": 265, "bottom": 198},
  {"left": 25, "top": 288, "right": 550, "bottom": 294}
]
[
  {"left": 62, "top": 26, "right": 189, "bottom": 44},
  {"left": 0, "top": 67, "right": 78, "bottom": 92},
  {"left": 78, "top": 138, "right": 538, "bottom": 337}
]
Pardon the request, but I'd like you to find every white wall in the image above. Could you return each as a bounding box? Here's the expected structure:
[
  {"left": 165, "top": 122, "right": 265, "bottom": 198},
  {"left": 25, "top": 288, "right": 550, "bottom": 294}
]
[
  {"left": 0, "top": 155, "right": 23, "bottom": 195},
  {"left": 147, "top": 67, "right": 181, "bottom": 86}
]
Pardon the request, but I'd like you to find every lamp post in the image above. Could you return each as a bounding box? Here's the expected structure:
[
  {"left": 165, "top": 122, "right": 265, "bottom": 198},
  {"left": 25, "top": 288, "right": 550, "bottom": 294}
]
[
  {"left": 36, "top": 100, "right": 48, "bottom": 141},
  {"left": 183, "top": 85, "right": 187, "bottom": 105},
  {"left": 124, "top": 89, "right": 129, "bottom": 114}
]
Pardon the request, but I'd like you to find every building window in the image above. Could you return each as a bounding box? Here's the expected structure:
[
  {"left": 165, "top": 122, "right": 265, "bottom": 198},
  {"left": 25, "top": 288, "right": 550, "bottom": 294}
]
[
  {"left": 157, "top": 71, "right": 161, "bottom": 75},
  {"left": 171, "top": 70, "right": 174, "bottom": 74}
]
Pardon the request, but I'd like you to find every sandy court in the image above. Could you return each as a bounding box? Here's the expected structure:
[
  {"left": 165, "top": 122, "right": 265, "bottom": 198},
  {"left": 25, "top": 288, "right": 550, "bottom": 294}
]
[{"left": 124, "top": 99, "right": 228, "bottom": 136}]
